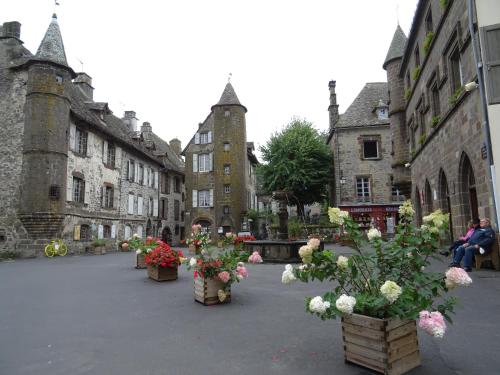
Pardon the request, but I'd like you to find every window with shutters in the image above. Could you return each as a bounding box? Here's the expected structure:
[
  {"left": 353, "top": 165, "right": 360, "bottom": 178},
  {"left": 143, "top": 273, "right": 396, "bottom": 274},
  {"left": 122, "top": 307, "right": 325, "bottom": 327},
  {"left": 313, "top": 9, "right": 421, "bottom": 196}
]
[
  {"left": 138, "top": 164, "right": 144, "bottom": 185},
  {"left": 174, "top": 200, "right": 180, "bottom": 221},
  {"left": 174, "top": 177, "right": 181, "bottom": 193},
  {"left": 104, "top": 186, "right": 114, "bottom": 208},
  {"left": 482, "top": 24, "right": 500, "bottom": 104},
  {"left": 80, "top": 224, "right": 91, "bottom": 241},
  {"left": 356, "top": 177, "right": 371, "bottom": 201},
  {"left": 106, "top": 143, "right": 115, "bottom": 168},
  {"left": 161, "top": 173, "right": 170, "bottom": 194},
  {"left": 73, "top": 177, "right": 85, "bottom": 203},
  {"left": 103, "top": 225, "right": 111, "bottom": 238},
  {"left": 128, "top": 193, "right": 134, "bottom": 214},
  {"left": 198, "top": 190, "right": 210, "bottom": 207},
  {"left": 149, "top": 197, "right": 154, "bottom": 216},
  {"left": 199, "top": 133, "right": 208, "bottom": 144},
  {"left": 128, "top": 160, "right": 135, "bottom": 181},
  {"left": 160, "top": 198, "right": 168, "bottom": 219},
  {"left": 198, "top": 154, "right": 211, "bottom": 172},
  {"left": 75, "top": 128, "right": 88, "bottom": 156}
]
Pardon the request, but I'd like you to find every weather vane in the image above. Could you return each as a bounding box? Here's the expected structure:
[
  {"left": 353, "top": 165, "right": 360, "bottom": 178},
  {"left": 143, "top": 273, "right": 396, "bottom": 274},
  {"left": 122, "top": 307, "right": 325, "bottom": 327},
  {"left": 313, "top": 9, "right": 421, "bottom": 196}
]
[
  {"left": 228, "top": 72, "right": 232, "bottom": 83},
  {"left": 396, "top": 3, "right": 400, "bottom": 26},
  {"left": 76, "top": 58, "right": 84, "bottom": 72}
]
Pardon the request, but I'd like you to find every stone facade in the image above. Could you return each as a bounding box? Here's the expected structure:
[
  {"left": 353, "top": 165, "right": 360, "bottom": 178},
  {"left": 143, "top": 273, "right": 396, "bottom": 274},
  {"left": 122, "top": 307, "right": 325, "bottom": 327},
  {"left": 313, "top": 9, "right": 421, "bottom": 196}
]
[
  {"left": 386, "top": 0, "right": 498, "bottom": 237},
  {"left": 0, "top": 15, "right": 184, "bottom": 256},
  {"left": 183, "top": 83, "right": 258, "bottom": 238},
  {"left": 327, "top": 82, "right": 402, "bottom": 233}
]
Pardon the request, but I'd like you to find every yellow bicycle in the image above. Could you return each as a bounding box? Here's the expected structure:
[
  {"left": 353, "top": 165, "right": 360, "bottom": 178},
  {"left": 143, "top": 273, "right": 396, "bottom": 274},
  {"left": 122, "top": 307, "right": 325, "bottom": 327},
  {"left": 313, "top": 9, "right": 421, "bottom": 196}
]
[{"left": 44, "top": 239, "right": 68, "bottom": 257}]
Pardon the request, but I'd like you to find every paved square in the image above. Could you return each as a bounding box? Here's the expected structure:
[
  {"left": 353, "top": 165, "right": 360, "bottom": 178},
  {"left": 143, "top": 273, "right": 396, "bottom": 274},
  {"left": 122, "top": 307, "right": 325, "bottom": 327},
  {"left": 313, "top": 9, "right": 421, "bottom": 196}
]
[{"left": 1, "top": 249, "right": 499, "bottom": 374}]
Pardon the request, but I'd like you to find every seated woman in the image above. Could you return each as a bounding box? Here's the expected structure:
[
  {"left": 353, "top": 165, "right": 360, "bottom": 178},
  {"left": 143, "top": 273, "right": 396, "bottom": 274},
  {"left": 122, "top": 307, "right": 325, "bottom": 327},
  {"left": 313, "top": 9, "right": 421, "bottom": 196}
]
[{"left": 440, "top": 218, "right": 479, "bottom": 256}]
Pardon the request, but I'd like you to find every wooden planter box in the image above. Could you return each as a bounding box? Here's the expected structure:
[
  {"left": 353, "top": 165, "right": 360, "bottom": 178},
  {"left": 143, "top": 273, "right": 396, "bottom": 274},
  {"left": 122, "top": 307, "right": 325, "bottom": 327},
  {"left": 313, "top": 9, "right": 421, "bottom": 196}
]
[
  {"left": 147, "top": 265, "right": 178, "bottom": 282},
  {"left": 136, "top": 253, "right": 146, "bottom": 269},
  {"left": 93, "top": 246, "right": 106, "bottom": 255},
  {"left": 194, "top": 277, "right": 231, "bottom": 305},
  {"left": 341, "top": 314, "right": 420, "bottom": 375}
]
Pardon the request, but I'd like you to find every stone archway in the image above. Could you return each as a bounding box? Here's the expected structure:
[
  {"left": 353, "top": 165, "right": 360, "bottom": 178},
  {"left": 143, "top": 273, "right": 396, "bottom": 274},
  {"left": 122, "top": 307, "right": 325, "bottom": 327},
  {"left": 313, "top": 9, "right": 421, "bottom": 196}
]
[
  {"left": 414, "top": 186, "right": 423, "bottom": 226},
  {"left": 458, "top": 153, "right": 479, "bottom": 226},
  {"left": 146, "top": 219, "right": 152, "bottom": 236},
  {"left": 161, "top": 226, "right": 172, "bottom": 244},
  {"left": 425, "top": 179, "right": 433, "bottom": 214},
  {"left": 438, "top": 169, "right": 453, "bottom": 242}
]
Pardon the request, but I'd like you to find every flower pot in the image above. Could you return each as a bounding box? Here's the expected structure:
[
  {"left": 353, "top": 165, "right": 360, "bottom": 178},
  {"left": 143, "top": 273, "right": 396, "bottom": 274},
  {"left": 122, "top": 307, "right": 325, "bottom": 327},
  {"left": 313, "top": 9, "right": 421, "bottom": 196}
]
[
  {"left": 194, "top": 277, "right": 231, "bottom": 305},
  {"left": 147, "top": 265, "right": 178, "bottom": 282},
  {"left": 136, "top": 253, "right": 146, "bottom": 269},
  {"left": 341, "top": 314, "right": 420, "bottom": 375}
]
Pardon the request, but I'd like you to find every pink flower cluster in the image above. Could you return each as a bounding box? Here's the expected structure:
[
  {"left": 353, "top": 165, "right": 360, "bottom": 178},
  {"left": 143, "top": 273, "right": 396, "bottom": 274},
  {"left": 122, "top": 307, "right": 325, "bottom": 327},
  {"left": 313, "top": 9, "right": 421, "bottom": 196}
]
[
  {"left": 308, "top": 238, "right": 321, "bottom": 249},
  {"left": 418, "top": 310, "right": 446, "bottom": 338},
  {"left": 217, "top": 271, "right": 231, "bottom": 283},
  {"left": 445, "top": 267, "right": 472, "bottom": 289},
  {"left": 236, "top": 262, "right": 248, "bottom": 279},
  {"left": 248, "top": 251, "right": 263, "bottom": 263}
]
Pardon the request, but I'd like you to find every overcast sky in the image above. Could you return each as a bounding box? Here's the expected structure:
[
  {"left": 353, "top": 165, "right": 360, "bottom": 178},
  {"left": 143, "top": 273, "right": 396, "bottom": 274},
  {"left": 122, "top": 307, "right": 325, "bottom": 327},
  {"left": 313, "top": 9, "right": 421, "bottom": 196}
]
[{"left": 4, "top": 0, "right": 418, "bottom": 159}]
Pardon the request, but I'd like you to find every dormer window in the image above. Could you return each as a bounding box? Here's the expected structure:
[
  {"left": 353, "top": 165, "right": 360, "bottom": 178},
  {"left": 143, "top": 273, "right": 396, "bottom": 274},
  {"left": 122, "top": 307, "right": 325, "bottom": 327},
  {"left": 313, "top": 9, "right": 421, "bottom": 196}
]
[{"left": 375, "top": 100, "right": 389, "bottom": 120}]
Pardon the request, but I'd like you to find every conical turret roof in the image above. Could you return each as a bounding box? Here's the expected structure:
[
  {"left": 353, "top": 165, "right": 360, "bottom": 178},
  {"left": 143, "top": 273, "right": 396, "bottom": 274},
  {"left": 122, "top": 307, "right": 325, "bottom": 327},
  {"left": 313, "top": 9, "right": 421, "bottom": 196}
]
[
  {"left": 211, "top": 83, "right": 247, "bottom": 112},
  {"left": 35, "top": 14, "right": 68, "bottom": 67},
  {"left": 383, "top": 25, "right": 407, "bottom": 69}
]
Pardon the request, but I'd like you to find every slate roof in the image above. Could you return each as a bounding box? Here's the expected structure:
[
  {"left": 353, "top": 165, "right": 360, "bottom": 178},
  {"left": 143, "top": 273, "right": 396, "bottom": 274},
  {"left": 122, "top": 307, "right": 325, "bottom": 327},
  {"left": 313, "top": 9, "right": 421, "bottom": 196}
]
[
  {"left": 383, "top": 25, "right": 408, "bottom": 69},
  {"left": 211, "top": 82, "right": 247, "bottom": 112},
  {"left": 335, "top": 82, "right": 389, "bottom": 129},
  {"left": 35, "top": 14, "right": 68, "bottom": 67}
]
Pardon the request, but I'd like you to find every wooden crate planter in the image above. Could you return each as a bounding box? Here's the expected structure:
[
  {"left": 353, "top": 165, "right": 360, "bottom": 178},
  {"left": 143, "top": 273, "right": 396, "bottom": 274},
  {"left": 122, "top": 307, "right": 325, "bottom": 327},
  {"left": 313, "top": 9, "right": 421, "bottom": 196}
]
[
  {"left": 136, "top": 253, "right": 146, "bottom": 269},
  {"left": 341, "top": 314, "right": 421, "bottom": 375},
  {"left": 147, "top": 265, "right": 178, "bottom": 282},
  {"left": 194, "top": 277, "right": 231, "bottom": 305}
]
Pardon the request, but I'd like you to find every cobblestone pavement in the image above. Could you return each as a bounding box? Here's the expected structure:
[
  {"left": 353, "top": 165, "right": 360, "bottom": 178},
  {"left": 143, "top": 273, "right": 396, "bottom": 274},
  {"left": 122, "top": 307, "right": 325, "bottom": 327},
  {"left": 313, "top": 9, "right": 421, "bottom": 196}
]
[{"left": 0, "top": 246, "right": 499, "bottom": 375}]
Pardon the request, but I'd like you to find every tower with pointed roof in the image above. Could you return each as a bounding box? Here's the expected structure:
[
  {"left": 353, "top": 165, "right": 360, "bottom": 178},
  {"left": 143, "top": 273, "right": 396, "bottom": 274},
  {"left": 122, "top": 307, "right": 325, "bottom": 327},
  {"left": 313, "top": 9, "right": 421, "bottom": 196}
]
[
  {"left": 383, "top": 25, "right": 411, "bottom": 199},
  {"left": 19, "top": 14, "right": 74, "bottom": 237},
  {"left": 183, "top": 82, "right": 258, "bottom": 236}
]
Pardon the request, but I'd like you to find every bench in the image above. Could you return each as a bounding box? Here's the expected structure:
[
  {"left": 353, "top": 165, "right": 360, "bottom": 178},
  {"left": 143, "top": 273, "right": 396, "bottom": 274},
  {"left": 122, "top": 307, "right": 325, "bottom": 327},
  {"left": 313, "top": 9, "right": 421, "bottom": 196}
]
[{"left": 475, "top": 239, "right": 500, "bottom": 270}]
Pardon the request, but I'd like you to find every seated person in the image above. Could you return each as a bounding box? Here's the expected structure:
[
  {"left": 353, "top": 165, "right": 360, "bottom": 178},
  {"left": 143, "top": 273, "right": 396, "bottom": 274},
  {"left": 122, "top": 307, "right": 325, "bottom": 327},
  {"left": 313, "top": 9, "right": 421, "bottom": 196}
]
[
  {"left": 440, "top": 219, "right": 479, "bottom": 256},
  {"left": 450, "top": 218, "right": 496, "bottom": 272}
]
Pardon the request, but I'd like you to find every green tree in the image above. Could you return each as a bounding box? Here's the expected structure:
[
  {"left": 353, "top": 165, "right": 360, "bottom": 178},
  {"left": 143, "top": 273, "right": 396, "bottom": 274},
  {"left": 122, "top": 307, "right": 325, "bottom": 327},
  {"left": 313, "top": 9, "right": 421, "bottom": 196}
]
[{"left": 258, "top": 118, "right": 332, "bottom": 220}]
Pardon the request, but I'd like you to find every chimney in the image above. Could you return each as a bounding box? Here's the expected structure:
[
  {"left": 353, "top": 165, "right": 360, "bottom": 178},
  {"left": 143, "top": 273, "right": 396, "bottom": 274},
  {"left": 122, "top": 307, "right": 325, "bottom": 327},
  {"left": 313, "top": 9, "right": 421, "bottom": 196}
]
[
  {"left": 328, "top": 80, "right": 339, "bottom": 131},
  {"left": 141, "top": 122, "right": 154, "bottom": 148},
  {"left": 2, "top": 21, "right": 21, "bottom": 40},
  {"left": 74, "top": 73, "right": 93, "bottom": 100},
  {"left": 169, "top": 138, "right": 182, "bottom": 156},
  {"left": 122, "top": 111, "right": 138, "bottom": 132}
]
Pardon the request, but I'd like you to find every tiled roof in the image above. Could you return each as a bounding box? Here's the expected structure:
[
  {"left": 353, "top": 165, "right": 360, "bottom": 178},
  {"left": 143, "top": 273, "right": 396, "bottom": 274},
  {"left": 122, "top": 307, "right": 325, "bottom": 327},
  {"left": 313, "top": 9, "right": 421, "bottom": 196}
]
[
  {"left": 211, "top": 83, "right": 247, "bottom": 112},
  {"left": 383, "top": 25, "right": 408, "bottom": 69},
  {"left": 336, "top": 82, "right": 389, "bottom": 128},
  {"left": 35, "top": 14, "right": 68, "bottom": 67}
]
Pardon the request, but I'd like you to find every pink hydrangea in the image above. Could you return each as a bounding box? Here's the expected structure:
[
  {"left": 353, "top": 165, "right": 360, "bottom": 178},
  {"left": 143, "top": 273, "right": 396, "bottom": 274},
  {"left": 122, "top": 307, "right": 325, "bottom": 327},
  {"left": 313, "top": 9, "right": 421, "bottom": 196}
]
[
  {"left": 236, "top": 264, "right": 248, "bottom": 278},
  {"left": 445, "top": 267, "right": 472, "bottom": 289},
  {"left": 217, "top": 271, "right": 231, "bottom": 283},
  {"left": 248, "top": 251, "right": 263, "bottom": 263},
  {"left": 418, "top": 310, "right": 446, "bottom": 338},
  {"left": 307, "top": 238, "right": 321, "bottom": 249}
]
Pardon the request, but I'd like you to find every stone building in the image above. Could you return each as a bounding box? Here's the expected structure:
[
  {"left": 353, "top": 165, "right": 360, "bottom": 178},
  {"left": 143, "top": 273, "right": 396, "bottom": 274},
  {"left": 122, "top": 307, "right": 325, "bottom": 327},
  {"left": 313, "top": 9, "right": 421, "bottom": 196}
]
[
  {"left": 384, "top": 0, "right": 498, "bottom": 238},
  {"left": 0, "top": 15, "right": 184, "bottom": 256},
  {"left": 182, "top": 82, "right": 258, "bottom": 237},
  {"left": 327, "top": 81, "right": 402, "bottom": 233}
]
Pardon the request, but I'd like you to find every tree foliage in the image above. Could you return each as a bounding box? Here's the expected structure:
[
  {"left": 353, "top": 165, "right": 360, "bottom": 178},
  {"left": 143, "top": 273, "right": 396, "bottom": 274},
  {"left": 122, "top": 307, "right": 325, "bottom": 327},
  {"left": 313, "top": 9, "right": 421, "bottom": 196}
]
[{"left": 258, "top": 118, "right": 332, "bottom": 209}]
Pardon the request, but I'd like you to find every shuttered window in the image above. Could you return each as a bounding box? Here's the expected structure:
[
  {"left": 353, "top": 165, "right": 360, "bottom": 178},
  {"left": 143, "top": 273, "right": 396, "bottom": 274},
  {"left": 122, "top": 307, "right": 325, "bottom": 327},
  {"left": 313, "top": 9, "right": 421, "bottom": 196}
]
[{"left": 482, "top": 24, "right": 500, "bottom": 104}]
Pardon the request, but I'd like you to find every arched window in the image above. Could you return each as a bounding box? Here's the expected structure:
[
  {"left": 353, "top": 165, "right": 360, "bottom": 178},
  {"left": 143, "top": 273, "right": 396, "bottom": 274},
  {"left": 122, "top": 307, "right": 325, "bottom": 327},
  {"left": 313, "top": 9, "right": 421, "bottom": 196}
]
[
  {"left": 438, "top": 170, "right": 453, "bottom": 241},
  {"left": 414, "top": 186, "right": 423, "bottom": 226},
  {"left": 459, "top": 153, "right": 479, "bottom": 225},
  {"left": 425, "top": 180, "right": 433, "bottom": 214}
]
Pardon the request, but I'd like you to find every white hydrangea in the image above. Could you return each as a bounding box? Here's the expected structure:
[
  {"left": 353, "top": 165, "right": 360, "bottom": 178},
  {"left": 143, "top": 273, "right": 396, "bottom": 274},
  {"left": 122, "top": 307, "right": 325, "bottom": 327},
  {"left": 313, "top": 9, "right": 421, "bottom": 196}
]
[
  {"left": 337, "top": 255, "right": 349, "bottom": 270},
  {"left": 298, "top": 245, "right": 313, "bottom": 263},
  {"left": 328, "top": 207, "right": 349, "bottom": 225},
  {"left": 309, "top": 296, "right": 331, "bottom": 314},
  {"left": 380, "top": 280, "right": 402, "bottom": 303},
  {"left": 335, "top": 294, "right": 356, "bottom": 314},
  {"left": 136, "top": 249, "right": 142, "bottom": 255},
  {"left": 367, "top": 227, "right": 382, "bottom": 241},
  {"left": 133, "top": 233, "right": 139, "bottom": 239},
  {"left": 189, "top": 257, "right": 197, "bottom": 267},
  {"left": 281, "top": 264, "right": 297, "bottom": 284},
  {"left": 398, "top": 200, "right": 415, "bottom": 218}
]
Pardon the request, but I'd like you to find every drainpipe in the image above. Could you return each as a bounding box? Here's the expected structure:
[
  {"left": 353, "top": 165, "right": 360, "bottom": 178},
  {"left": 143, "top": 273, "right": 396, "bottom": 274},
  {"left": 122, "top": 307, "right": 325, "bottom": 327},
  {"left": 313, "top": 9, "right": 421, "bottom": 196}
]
[{"left": 467, "top": 0, "right": 499, "bottom": 229}]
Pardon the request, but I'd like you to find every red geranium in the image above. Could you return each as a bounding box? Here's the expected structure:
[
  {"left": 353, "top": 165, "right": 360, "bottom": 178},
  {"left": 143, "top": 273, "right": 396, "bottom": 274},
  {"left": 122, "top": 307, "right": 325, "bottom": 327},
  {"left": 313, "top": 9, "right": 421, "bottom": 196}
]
[{"left": 145, "top": 242, "right": 183, "bottom": 268}]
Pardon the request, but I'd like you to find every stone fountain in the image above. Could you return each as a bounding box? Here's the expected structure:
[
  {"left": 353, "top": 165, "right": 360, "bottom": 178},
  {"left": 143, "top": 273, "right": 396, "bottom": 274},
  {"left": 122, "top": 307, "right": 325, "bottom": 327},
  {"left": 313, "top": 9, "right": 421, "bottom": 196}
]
[{"left": 243, "top": 191, "right": 323, "bottom": 263}]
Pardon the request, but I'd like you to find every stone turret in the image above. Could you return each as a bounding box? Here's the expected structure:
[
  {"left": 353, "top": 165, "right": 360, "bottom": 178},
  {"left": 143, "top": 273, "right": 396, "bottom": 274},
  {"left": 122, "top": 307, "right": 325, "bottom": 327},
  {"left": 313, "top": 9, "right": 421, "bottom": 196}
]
[
  {"left": 19, "top": 14, "right": 73, "bottom": 238},
  {"left": 328, "top": 80, "right": 339, "bottom": 131},
  {"left": 384, "top": 25, "right": 411, "bottom": 197}
]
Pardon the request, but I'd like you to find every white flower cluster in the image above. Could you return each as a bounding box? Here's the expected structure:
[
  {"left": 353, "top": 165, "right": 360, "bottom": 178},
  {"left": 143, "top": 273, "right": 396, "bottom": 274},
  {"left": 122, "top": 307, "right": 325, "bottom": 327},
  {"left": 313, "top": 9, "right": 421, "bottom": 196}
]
[
  {"left": 328, "top": 207, "right": 349, "bottom": 226},
  {"left": 398, "top": 200, "right": 415, "bottom": 219},
  {"left": 298, "top": 245, "right": 313, "bottom": 264},
  {"left": 380, "top": 280, "right": 402, "bottom": 303},
  {"left": 189, "top": 257, "right": 197, "bottom": 267},
  {"left": 367, "top": 227, "right": 382, "bottom": 241},
  {"left": 337, "top": 255, "right": 349, "bottom": 270},
  {"left": 423, "top": 209, "right": 449, "bottom": 230},
  {"left": 445, "top": 267, "right": 473, "bottom": 289},
  {"left": 309, "top": 296, "right": 331, "bottom": 314},
  {"left": 335, "top": 294, "right": 356, "bottom": 314},
  {"left": 136, "top": 249, "right": 141, "bottom": 255},
  {"left": 281, "top": 264, "right": 297, "bottom": 284}
]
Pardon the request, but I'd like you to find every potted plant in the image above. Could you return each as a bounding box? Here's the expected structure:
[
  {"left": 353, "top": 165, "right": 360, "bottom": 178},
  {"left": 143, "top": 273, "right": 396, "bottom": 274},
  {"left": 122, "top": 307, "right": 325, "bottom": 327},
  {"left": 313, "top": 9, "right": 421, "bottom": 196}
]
[
  {"left": 119, "top": 240, "right": 129, "bottom": 252},
  {"left": 91, "top": 239, "right": 107, "bottom": 255},
  {"left": 185, "top": 224, "right": 210, "bottom": 255},
  {"left": 281, "top": 202, "right": 472, "bottom": 375},
  {"left": 145, "top": 241, "right": 184, "bottom": 282},
  {"left": 288, "top": 219, "right": 302, "bottom": 240},
  {"left": 130, "top": 235, "right": 155, "bottom": 269}
]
